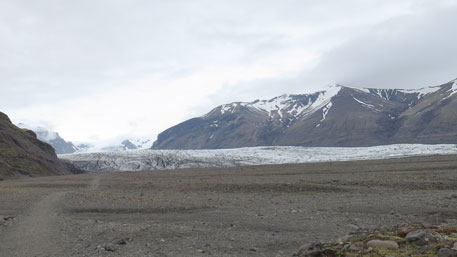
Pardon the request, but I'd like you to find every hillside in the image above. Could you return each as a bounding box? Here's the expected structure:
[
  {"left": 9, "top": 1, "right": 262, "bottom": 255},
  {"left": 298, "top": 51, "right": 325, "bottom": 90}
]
[
  {"left": 0, "top": 112, "right": 70, "bottom": 178},
  {"left": 152, "top": 79, "right": 457, "bottom": 149}
]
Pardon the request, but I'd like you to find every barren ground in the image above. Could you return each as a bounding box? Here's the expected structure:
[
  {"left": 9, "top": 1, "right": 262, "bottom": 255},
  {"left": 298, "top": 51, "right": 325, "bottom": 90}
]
[{"left": 1, "top": 154, "right": 457, "bottom": 257}]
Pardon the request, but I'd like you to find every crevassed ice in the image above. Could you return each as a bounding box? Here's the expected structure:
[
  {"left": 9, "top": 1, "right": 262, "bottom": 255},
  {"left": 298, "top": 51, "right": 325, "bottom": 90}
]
[{"left": 59, "top": 144, "right": 457, "bottom": 172}]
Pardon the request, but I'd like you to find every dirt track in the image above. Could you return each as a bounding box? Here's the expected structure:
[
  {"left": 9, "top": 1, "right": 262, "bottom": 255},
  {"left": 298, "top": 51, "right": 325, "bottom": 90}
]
[{"left": 1, "top": 155, "right": 457, "bottom": 257}]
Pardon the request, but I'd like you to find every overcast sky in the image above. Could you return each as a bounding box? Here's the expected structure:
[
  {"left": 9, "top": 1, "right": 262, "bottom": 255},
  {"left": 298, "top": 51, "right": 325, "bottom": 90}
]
[{"left": 1, "top": 0, "right": 457, "bottom": 145}]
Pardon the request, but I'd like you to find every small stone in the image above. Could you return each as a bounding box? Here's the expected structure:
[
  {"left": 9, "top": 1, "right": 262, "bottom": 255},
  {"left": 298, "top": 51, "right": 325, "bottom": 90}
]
[
  {"left": 405, "top": 229, "right": 427, "bottom": 240},
  {"left": 297, "top": 243, "right": 323, "bottom": 257},
  {"left": 366, "top": 240, "right": 399, "bottom": 250},
  {"left": 114, "top": 238, "right": 128, "bottom": 245},
  {"left": 405, "top": 229, "right": 441, "bottom": 245},
  {"left": 419, "top": 245, "right": 436, "bottom": 252},
  {"left": 446, "top": 194, "right": 457, "bottom": 199},
  {"left": 437, "top": 248, "right": 457, "bottom": 257},
  {"left": 348, "top": 224, "right": 360, "bottom": 231},
  {"left": 2, "top": 216, "right": 14, "bottom": 221},
  {"left": 103, "top": 243, "right": 116, "bottom": 252}
]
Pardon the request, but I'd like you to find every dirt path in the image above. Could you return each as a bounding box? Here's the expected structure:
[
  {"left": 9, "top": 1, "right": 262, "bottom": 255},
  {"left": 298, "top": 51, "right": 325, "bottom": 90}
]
[
  {"left": 0, "top": 191, "right": 68, "bottom": 257},
  {"left": 0, "top": 175, "right": 100, "bottom": 257},
  {"left": 88, "top": 173, "right": 100, "bottom": 190}
]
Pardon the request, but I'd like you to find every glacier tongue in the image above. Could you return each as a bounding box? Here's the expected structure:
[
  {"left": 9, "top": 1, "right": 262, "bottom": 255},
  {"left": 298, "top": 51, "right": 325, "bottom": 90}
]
[{"left": 60, "top": 144, "right": 457, "bottom": 173}]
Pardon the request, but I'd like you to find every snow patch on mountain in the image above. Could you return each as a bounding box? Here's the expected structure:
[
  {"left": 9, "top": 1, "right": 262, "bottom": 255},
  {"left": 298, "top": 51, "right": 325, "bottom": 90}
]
[
  {"left": 398, "top": 86, "right": 441, "bottom": 99},
  {"left": 320, "top": 102, "right": 332, "bottom": 122},
  {"left": 340, "top": 85, "right": 370, "bottom": 94},
  {"left": 302, "top": 86, "right": 341, "bottom": 117},
  {"left": 250, "top": 94, "right": 291, "bottom": 118},
  {"left": 216, "top": 86, "right": 342, "bottom": 122},
  {"left": 352, "top": 96, "right": 380, "bottom": 112},
  {"left": 220, "top": 103, "right": 237, "bottom": 114},
  {"left": 60, "top": 144, "right": 457, "bottom": 172},
  {"left": 446, "top": 79, "right": 457, "bottom": 98},
  {"left": 370, "top": 89, "right": 396, "bottom": 101}
]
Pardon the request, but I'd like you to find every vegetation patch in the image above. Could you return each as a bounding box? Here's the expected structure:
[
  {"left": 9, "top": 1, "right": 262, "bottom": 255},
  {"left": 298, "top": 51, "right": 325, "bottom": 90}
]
[{"left": 296, "top": 223, "right": 457, "bottom": 257}]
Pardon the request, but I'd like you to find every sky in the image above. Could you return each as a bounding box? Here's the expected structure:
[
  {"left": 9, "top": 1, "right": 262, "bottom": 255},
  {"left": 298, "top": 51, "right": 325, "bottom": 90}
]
[{"left": 1, "top": 0, "right": 457, "bottom": 146}]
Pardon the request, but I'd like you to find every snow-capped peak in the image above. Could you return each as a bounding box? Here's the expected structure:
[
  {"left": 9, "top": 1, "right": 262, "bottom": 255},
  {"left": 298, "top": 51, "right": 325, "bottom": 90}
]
[
  {"left": 17, "top": 123, "right": 60, "bottom": 141},
  {"left": 217, "top": 85, "right": 342, "bottom": 121}
]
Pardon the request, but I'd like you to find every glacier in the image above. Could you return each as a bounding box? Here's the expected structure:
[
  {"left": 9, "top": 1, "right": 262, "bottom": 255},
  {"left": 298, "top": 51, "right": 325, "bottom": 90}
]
[{"left": 60, "top": 144, "right": 457, "bottom": 173}]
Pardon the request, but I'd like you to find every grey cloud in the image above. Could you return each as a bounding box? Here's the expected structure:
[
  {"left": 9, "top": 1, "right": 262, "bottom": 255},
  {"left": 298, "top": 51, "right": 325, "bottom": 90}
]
[
  {"left": 306, "top": 5, "right": 457, "bottom": 89},
  {"left": 1, "top": 0, "right": 456, "bottom": 142}
]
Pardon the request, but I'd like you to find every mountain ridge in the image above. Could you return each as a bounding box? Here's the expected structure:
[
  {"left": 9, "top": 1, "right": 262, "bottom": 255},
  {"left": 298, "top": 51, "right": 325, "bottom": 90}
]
[{"left": 152, "top": 79, "right": 457, "bottom": 149}]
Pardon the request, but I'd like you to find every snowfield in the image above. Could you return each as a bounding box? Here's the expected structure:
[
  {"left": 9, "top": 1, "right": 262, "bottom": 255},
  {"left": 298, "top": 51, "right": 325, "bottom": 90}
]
[{"left": 59, "top": 144, "right": 457, "bottom": 172}]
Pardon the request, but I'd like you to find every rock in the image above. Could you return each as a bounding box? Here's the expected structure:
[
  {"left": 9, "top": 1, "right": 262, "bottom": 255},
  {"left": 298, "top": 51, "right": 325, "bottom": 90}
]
[
  {"left": 452, "top": 242, "right": 457, "bottom": 251},
  {"left": 419, "top": 245, "right": 436, "bottom": 252},
  {"left": 348, "top": 224, "right": 360, "bottom": 231},
  {"left": 437, "top": 248, "right": 457, "bottom": 257},
  {"left": 405, "top": 229, "right": 440, "bottom": 245},
  {"left": 366, "top": 240, "right": 399, "bottom": 250},
  {"left": 297, "top": 243, "right": 324, "bottom": 257},
  {"left": 343, "top": 243, "right": 362, "bottom": 251},
  {"left": 114, "top": 238, "right": 129, "bottom": 245},
  {"left": 405, "top": 229, "right": 427, "bottom": 240},
  {"left": 103, "top": 243, "right": 116, "bottom": 252},
  {"left": 445, "top": 194, "right": 457, "bottom": 199},
  {"left": 2, "top": 216, "right": 14, "bottom": 221}
]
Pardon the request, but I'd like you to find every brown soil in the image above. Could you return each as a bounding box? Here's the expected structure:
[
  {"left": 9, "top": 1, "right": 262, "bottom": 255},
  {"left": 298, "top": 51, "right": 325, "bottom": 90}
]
[{"left": 1, "top": 154, "right": 457, "bottom": 256}]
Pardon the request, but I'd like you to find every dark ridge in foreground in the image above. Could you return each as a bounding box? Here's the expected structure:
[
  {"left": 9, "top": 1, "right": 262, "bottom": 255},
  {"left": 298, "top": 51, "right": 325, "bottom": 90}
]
[{"left": 0, "top": 111, "right": 70, "bottom": 178}]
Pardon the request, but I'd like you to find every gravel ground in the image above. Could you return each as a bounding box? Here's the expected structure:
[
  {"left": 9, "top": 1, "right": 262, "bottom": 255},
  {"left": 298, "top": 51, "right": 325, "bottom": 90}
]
[{"left": 0, "top": 154, "right": 457, "bottom": 257}]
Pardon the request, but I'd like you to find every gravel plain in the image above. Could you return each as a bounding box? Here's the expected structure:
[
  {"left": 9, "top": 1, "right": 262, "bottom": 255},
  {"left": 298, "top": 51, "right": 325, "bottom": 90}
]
[{"left": 1, "top": 154, "right": 457, "bottom": 257}]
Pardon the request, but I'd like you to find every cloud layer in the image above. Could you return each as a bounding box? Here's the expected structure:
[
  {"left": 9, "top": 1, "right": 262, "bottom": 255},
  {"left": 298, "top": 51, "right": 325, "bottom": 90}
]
[{"left": 0, "top": 0, "right": 456, "bottom": 144}]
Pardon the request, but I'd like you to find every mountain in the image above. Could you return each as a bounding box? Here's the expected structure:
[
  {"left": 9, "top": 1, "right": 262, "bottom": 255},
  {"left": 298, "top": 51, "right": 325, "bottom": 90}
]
[
  {"left": 71, "top": 139, "right": 153, "bottom": 153},
  {"left": 0, "top": 112, "right": 70, "bottom": 178},
  {"left": 17, "top": 123, "right": 77, "bottom": 154},
  {"left": 152, "top": 79, "right": 457, "bottom": 149}
]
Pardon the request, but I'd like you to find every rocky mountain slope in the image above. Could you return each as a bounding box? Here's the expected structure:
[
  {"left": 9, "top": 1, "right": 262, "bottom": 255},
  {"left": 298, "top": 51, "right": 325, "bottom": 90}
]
[
  {"left": 0, "top": 112, "right": 70, "bottom": 178},
  {"left": 152, "top": 79, "right": 457, "bottom": 149},
  {"left": 17, "top": 123, "right": 77, "bottom": 154}
]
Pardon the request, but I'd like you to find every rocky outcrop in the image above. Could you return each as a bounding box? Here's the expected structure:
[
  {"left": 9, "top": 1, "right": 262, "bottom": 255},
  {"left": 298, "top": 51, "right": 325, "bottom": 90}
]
[{"left": 0, "top": 112, "right": 70, "bottom": 178}]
